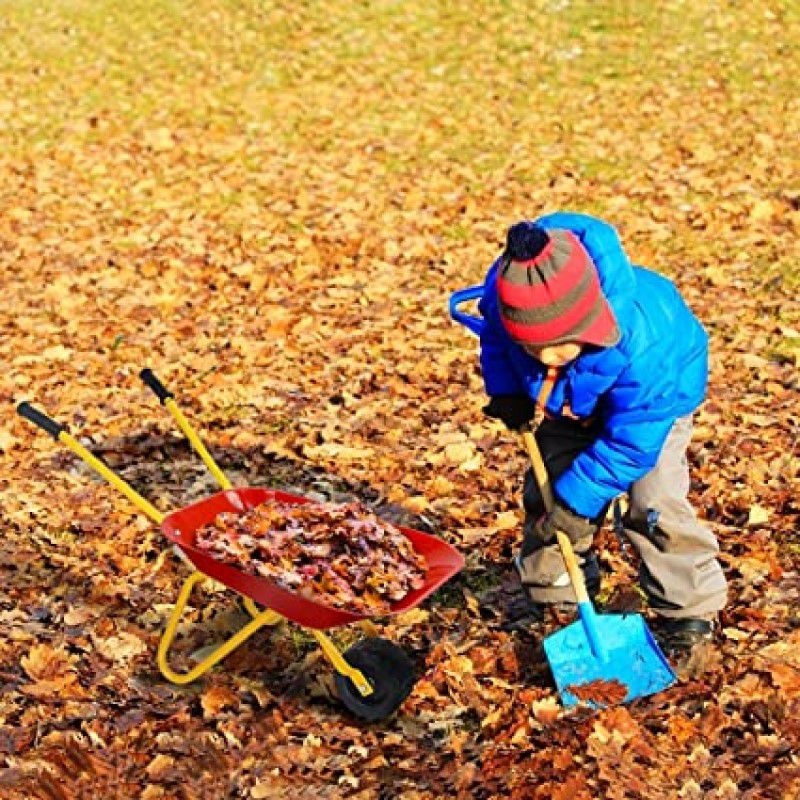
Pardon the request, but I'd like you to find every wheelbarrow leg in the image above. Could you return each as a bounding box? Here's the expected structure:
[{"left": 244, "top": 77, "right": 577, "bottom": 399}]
[
  {"left": 242, "top": 599, "right": 376, "bottom": 697},
  {"left": 310, "top": 629, "right": 374, "bottom": 697},
  {"left": 241, "top": 596, "right": 283, "bottom": 626},
  {"left": 158, "top": 571, "right": 282, "bottom": 685}
]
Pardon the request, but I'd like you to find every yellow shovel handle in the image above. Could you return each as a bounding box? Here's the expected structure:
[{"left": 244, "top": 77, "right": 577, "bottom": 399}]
[
  {"left": 554, "top": 532, "right": 591, "bottom": 606},
  {"left": 522, "top": 428, "right": 554, "bottom": 511},
  {"left": 521, "top": 428, "right": 590, "bottom": 606}
]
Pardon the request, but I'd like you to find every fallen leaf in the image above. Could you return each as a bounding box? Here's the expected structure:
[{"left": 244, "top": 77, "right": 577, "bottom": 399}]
[
  {"left": 494, "top": 510, "right": 519, "bottom": 530},
  {"left": 0, "top": 429, "right": 17, "bottom": 452},
  {"left": 94, "top": 632, "right": 148, "bottom": 663},
  {"left": 444, "top": 441, "right": 476, "bottom": 465},
  {"left": 146, "top": 754, "right": 176, "bottom": 781},
  {"left": 746, "top": 505, "right": 770, "bottom": 526},
  {"left": 42, "top": 344, "right": 73, "bottom": 362},
  {"left": 21, "top": 643, "right": 73, "bottom": 682},
  {"left": 201, "top": 685, "right": 240, "bottom": 718},
  {"left": 303, "top": 443, "right": 375, "bottom": 462},
  {"left": 143, "top": 127, "right": 175, "bottom": 151},
  {"left": 530, "top": 696, "right": 561, "bottom": 725}
]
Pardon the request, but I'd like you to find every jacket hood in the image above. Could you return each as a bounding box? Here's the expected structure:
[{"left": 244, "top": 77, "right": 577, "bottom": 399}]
[{"left": 534, "top": 212, "right": 637, "bottom": 312}]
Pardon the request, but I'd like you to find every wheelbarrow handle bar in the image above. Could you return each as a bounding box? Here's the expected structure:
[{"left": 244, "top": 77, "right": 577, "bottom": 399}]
[
  {"left": 139, "top": 368, "right": 174, "bottom": 405},
  {"left": 17, "top": 402, "right": 66, "bottom": 440},
  {"left": 139, "top": 367, "right": 233, "bottom": 491}
]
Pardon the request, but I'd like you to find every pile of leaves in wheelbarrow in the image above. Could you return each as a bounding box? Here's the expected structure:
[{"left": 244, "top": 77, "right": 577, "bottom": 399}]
[{"left": 194, "top": 499, "right": 427, "bottom": 614}]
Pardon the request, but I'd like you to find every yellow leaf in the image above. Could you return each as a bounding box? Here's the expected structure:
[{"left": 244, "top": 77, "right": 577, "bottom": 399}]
[
  {"left": 303, "top": 443, "right": 374, "bottom": 462},
  {"left": 385, "top": 485, "right": 407, "bottom": 503},
  {"left": 9, "top": 207, "right": 32, "bottom": 222},
  {"left": 425, "top": 451, "right": 446, "bottom": 467},
  {"left": 42, "top": 344, "right": 73, "bottom": 362},
  {"left": 404, "top": 495, "right": 429, "bottom": 513},
  {"left": 0, "top": 429, "right": 17, "bottom": 452},
  {"left": 494, "top": 511, "right": 519, "bottom": 530},
  {"left": 510, "top": 725, "right": 529, "bottom": 745},
  {"left": 739, "top": 353, "right": 768, "bottom": 369},
  {"left": 94, "top": 632, "right": 148, "bottom": 662},
  {"left": 393, "top": 608, "right": 430, "bottom": 627},
  {"left": 749, "top": 199, "right": 777, "bottom": 222},
  {"left": 143, "top": 127, "right": 175, "bottom": 152},
  {"left": 692, "top": 143, "right": 716, "bottom": 164},
  {"left": 434, "top": 430, "right": 470, "bottom": 447},
  {"left": 703, "top": 266, "right": 726, "bottom": 287},
  {"left": 146, "top": 754, "right": 175, "bottom": 781},
  {"left": 457, "top": 527, "right": 494, "bottom": 545},
  {"left": 64, "top": 606, "right": 100, "bottom": 626},
  {"left": 458, "top": 452, "right": 483, "bottom": 472},
  {"left": 747, "top": 505, "right": 770, "bottom": 526},
  {"left": 481, "top": 707, "right": 503, "bottom": 728},
  {"left": 741, "top": 413, "right": 776, "bottom": 427},
  {"left": 444, "top": 441, "right": 475, "bottom": 464},
  {"left": 428, "top": 475, "right": 455, "bottom": 498},
  {"left": 722, "top": 627, "right": 749, "bottom": 641},
  {"left": 445, "top": 655, "right": 474, "bottom": 676}
]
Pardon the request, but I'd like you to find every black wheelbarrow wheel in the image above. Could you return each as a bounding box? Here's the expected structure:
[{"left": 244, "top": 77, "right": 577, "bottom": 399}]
[{"left": 334, "top": 637, "right": 415, "bottom": 722}]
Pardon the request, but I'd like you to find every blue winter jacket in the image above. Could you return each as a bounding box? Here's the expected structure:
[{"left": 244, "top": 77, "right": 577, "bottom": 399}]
[{"left": 464, "top": 212, "right": 708, "bottom": 518}]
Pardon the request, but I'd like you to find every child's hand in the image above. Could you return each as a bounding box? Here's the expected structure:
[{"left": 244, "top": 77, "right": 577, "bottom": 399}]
[
  {"left": 483, "top": 395, "right": 537, "bottom": 430},
  {"left": 535, "top": 503, "right": 595, "bottom": 550}
]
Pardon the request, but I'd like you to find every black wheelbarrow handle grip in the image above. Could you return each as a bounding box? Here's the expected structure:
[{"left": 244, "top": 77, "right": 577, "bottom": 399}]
[
  {"left": 139, "top": 368, "right": 174, "bottom": 405},
  {"left": 17, "top": 402, "right": 66, "bottom": 440}
]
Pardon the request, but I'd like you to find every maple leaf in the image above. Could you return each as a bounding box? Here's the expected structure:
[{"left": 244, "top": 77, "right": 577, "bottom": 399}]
[{"left": 21, "top": 644, "right": 87, "bottom": 699}]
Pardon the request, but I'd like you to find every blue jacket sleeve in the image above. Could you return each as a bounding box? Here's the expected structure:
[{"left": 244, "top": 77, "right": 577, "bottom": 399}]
[
  {"left": 553, "top": 374, "right": 677, "bottom": 518},
  {"left": 478, "top": 320, "right": 525, "bottom": 396}
]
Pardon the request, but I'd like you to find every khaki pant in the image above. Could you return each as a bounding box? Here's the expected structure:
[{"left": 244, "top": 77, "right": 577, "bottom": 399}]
[{"left": 516, "top": 415, "right": 727, "bottom": 619}]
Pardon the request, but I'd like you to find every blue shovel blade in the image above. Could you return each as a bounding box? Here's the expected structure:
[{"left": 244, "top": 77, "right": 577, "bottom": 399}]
[{"left": 544, "top": 612, "right": 676, "bottom": 707}]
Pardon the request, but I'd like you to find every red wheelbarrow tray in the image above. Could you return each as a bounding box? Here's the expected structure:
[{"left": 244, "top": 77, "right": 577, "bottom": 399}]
[{"left": 162, "top": 486, "right": 465, "bottom": 630}]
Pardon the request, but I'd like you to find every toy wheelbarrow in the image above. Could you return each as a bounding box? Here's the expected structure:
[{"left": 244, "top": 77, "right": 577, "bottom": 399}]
[{"left": 17, "top": 369, "right": 464, "bottom": 721}]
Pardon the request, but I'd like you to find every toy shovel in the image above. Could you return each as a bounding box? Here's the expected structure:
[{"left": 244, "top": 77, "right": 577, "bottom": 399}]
[{"left": 521, "top": 429, "right": 676, "bottom": 707}]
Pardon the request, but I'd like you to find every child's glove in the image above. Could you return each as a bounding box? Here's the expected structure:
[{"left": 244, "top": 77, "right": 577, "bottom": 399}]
[
  {"left": 535, "top": 503, "right": 596, "bottom": 551},
  {"left": 483, "top": 395, "right": 537, "bottom": 430}
]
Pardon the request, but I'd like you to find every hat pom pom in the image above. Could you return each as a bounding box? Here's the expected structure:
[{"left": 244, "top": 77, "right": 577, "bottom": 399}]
[{"left": 505, "top": 222, "right": 549, "bottom": 262}]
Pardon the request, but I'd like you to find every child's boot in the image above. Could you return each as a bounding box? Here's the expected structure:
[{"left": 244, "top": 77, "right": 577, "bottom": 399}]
[
  {"left": 652, "top": 616, "right": 717, "bottom": 678},
  {"left": 499, "top": 553, "right": 601, "bottom": 632}
]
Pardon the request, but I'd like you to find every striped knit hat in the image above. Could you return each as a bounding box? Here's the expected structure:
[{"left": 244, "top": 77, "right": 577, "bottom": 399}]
[{"left": 496, "top": 222, "right": 621, "bottom": 347}]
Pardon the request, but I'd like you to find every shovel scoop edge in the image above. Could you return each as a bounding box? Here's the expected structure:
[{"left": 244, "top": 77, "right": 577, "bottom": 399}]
[{"left": 544, "top": 612, "right": 676, "bottom": 708}]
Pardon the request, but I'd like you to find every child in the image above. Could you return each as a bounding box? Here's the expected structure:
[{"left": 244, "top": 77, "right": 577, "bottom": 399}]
[{"left": 469, "top": 212, "right": 727, "bottom": 662}]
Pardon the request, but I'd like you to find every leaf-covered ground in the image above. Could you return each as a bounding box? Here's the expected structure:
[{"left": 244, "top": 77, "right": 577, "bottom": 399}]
[{"left": 1, "top": 1, "right": 798, "bottom": 798}]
